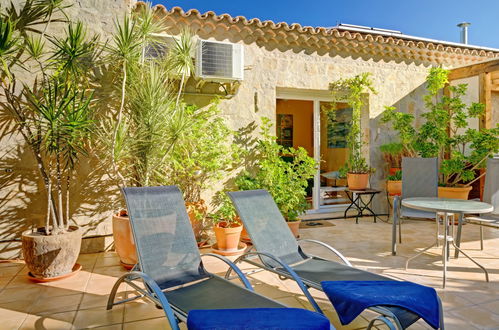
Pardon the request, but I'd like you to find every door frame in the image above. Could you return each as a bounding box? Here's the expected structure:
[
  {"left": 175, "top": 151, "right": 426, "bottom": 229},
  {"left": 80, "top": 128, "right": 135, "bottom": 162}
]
[{"left": 276, "top": 88, "right": 350, "bottom": 214}]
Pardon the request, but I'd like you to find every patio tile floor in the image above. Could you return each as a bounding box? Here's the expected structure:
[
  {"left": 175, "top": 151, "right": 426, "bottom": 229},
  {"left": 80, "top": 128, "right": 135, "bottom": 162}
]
[{"left": 1, "top": 216, "right": 498, "bottom": 329}]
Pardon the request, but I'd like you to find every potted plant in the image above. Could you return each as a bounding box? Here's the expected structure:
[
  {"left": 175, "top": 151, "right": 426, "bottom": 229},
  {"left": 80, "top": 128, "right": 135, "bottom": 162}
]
[
  {"left": 330, "top": 73, "right": 377, "bottom": 190},
  {"left": 380, "top": 143, "right": 404, "bottom": 175},
  {"left": 169, "top": 101, "right": 239, "bottom": 246},
  {"left": 0, "top": 2, "right": 98, "bottom": 279},
  {"left": 236, "top": 118, "right": 317, "bottom": 238},
  {"left": 386, "top": 170, "right": 402, "bottom": 196},
  {"left": 209, "top": 195, "right": 243, "bottom": 254},
  {"left": 100, "top": 5, "right": 195, "bottom": 268},
  {"left": 381, "top": 68, "right": 499, "bottom": 199}
]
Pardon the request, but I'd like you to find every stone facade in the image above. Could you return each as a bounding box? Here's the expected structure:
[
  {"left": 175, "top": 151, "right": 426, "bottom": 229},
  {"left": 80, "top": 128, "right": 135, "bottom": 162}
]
[{"left": 0, "top": 1, "right": 497, "bottom": 258}]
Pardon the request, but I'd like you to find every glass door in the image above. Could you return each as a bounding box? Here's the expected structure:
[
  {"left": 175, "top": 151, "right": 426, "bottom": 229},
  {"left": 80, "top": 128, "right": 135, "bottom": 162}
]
[{"left": 317, "top": 102, "right": 351, "bottom": 210}]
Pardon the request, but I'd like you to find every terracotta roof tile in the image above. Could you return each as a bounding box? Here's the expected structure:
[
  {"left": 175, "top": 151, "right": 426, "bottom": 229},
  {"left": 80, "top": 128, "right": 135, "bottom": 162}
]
[{"left": 137, "top": 2, "right": 499, "bottom": 65}]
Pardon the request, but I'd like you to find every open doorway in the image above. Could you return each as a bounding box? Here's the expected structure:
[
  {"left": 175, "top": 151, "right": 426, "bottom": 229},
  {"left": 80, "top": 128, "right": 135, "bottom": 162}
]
[
  {"left": 276, "top": 99, "right": 314, "bottom": 206},
  {"left": 275, "top": 96, "right": 352, "bottom": 213}
]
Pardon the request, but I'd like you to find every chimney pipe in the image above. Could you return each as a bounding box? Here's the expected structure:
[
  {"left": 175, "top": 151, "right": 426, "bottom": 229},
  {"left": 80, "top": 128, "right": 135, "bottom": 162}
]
[{"left": 457, "top": 22, "right": 471, "bottom": 44}]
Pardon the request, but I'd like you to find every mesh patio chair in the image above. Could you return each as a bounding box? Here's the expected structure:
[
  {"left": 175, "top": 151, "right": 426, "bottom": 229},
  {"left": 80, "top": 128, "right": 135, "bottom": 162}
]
[
  {"left": 227, "top": 189, "right": 444, "bottom": 330},
  {"left": 107, "top": 186, "right": 297, "bottom": 330},
  {"left": 464, "top": 158, "right": 499, "bottom": 251},
  {"left": 392, "top": 157, "right": 439, "bottom": 255}
]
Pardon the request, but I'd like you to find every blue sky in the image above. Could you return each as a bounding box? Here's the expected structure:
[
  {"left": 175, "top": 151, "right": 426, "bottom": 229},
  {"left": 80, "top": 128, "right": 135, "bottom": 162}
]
[{"left": 152, "top": 0, "right": 499, "bottom": 49}]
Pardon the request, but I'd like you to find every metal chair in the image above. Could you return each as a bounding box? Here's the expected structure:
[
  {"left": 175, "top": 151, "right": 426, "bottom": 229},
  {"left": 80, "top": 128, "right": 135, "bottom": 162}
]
[
  {"left": 392, "top": 157, "right": 438, "bottom": 255},
  {"left": 227, "top": 189, "right": 444, "bottom": 330},
  {"left": 107, "top": 186, "right": 292, "bottom": 330},
  {"left": 464, "top": 158, "right": 499, "bottom": 251}
]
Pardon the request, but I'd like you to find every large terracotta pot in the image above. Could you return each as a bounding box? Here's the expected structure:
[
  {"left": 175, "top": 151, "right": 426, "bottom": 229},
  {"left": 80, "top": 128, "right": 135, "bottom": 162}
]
[
  {"left": 21, "top": 226, "right": 81, "bottom": 279},
  {"left": 386, "top": 180, "right": 402, "bottom": 196},
  {"left": 186, "top": 200, "right": 207, "bottom": 241},
  {"left": 112, "top": 211, "right": 137, "bottom": 269},
  {"left": 213, "top": 222, "right": 242, "bottom": 251},
  {"left": 287, "top": 219, "right": 301, "bottom": 238},
  {"left": 438, "top": 186, "right": 472, "bottom": 200},
  {"left": 347, "top": 173, "right": 369, "bottom": 190}
]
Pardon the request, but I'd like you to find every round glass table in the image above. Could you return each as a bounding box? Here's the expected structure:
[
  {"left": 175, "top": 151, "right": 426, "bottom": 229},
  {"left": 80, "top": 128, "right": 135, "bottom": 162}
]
[{"left": 402, "top": 197, "right": 493, "bottom": 288}]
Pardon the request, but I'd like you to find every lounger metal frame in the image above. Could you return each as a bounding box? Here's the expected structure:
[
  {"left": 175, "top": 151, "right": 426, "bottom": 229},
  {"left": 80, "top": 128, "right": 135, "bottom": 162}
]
[
  {"left": 107, "top": 186, "right": 289, "bottom": 329},
  {"left": 107, "top": 253, "right": 267, "bottom": 329}
]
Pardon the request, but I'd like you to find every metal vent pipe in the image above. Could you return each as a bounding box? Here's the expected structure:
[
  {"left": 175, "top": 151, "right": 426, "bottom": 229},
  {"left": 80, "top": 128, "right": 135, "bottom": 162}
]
[{"left": 457, "top": 22, "right": 471, "bottom": 44}]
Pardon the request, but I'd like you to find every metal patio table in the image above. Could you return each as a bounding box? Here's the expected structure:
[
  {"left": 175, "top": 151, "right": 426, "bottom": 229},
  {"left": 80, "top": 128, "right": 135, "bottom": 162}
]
[
  {"left": 344, "top": 188, "right": 382, "bottom": 224},
  {"left": 402, "top": 197, "right": 493, "bottom": 288}
]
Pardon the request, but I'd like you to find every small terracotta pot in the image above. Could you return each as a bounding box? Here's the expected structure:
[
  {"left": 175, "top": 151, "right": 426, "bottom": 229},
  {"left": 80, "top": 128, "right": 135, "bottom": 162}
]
[
  {"left": 389, "top": 167, "right": 401, "bottom": 176},
  {"left": 438, "top": 186, "right": 472, "bottom": 200},
  {"left": 22, "top": 226, "right": 81, "bottom": 279},
  {"left": 347, "top": 173, "right": 369, "bottom": 190},
  {"left": 112, "top": 211, "right": 137, "bottom": 269},
  {"left": 213, "top": 221, "right": 243, "bottom": 251},
  {"left": 386, "top": 180, "right": 402, "bottom": 196},
  {"left": 287, "top": 220, "right": 301, "bottom": 238}
]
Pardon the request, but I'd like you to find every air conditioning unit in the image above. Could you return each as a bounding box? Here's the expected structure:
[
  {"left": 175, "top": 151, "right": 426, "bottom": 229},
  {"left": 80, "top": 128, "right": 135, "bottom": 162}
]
[
  {"left": 196, "top": 40, "right": 244, "bottom": 81},
  {"left": 144, "top": 33, "right": 178, "bottom": 60}
]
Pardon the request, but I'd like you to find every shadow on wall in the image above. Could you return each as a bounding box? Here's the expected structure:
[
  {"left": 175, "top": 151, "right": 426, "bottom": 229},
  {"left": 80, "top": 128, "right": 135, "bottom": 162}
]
[
  {"left": 0, "top": 138, "right": 119, "bottom": 258},
  {"left": 369, "top": 81, "right": 428, "bottom": 213}
]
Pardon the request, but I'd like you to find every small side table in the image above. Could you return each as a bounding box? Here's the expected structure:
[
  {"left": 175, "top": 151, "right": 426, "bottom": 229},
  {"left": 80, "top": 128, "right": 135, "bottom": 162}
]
[{"left": 344, "top": 189, "right": 382, "bottom": 224}]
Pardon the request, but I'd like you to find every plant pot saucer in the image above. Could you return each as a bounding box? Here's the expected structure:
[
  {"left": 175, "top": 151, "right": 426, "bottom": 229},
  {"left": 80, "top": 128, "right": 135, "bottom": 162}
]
[
  {"left": 27, "top": 263, "right": 82, "bottom": 283},
  {"left": 211, "top": 242, "right": 247, "bottom": 256}
]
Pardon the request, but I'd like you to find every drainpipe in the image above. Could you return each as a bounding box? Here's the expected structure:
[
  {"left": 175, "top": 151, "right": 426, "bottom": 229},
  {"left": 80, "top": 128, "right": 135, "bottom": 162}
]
[{"left": 457, "top": 22, "right": 471, "bottom": 44}]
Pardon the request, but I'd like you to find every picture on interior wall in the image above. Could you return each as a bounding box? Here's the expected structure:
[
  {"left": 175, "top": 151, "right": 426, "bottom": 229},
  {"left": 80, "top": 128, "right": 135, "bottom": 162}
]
[
  {"left": 327, "top": 108, "right": 352, "bottom": 148},
  {"left": 277, "top": 114, "right": 294, "bottom": 148}
]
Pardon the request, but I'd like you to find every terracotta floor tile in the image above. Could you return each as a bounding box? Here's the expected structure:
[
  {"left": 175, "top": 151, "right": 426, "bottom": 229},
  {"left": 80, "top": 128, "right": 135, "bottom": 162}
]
[
  {"left": 79, "top": 291, "right": 126, "bottom": 310},
  {"left": 94, "top": 255, "right": 122, "bottom": 268},
  {"left": 0, "top": 264, "right": 23, "bottom": 277},
  {"left": 19, "top": 311, "right": 76, "bottom": 330},
  {"left": 73, "top": 305, "right": 124, "bottom": 329},
  {"left": 30, "top": 293, "right": 83, "bottom": 315},
  {"left": 0, "top": 285, "right": 45, "bottom": 303},
  {"left": 123, "top": 298, "right": 166, "bottom": 323},
  {"left": 123, "top": 316, "right": 185, "bottom": 330}
]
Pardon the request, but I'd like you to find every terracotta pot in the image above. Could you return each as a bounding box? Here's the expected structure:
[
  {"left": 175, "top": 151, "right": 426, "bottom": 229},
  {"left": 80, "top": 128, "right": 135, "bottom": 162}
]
[
  {"left": 112, "top": 211, "right": 137, "bottom": 269},
  {"left": 347, "top": 173, "right": 369, "bottom": 190},
  {"left": 185, "top": 200, "right": 207, "bottom": 241},
  {"left": 438, "top": 186, "right": 472, "bottom": 200},
  {"left": 389, "top": 167, "right": 401, "bottom": 176},
  {"left": 386, "top": 180, "right": 402, "bottom": 196},
  {"left": 287, "top": 219, "right": 301, "bottom": 238},
  {"left": 213, "top": 222, "right": 242, "bottom": 251},
  {"left": 21, "top": 226, "right": 81, "bottom": 279}
]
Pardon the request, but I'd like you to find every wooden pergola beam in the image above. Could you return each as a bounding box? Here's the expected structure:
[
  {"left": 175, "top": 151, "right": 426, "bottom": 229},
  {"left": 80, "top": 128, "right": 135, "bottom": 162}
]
[
  {"left": 479, "top": 72, "right": 492, "bottom": 129},
  {"left": 448, "top": 59, "right": 499, "bottom": 80}
]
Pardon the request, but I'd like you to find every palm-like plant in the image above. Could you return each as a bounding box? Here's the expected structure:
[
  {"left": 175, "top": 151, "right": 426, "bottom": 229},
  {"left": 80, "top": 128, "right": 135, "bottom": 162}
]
[
  {"left": 0, "top": 0, "right": 99, "bottom": 235},
  {"left": 101, "top": 2, "right": 195, "bottom": 189}
]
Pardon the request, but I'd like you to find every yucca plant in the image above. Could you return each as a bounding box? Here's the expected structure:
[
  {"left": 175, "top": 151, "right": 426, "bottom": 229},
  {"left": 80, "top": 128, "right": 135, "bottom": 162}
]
[
  {"left": 0, "top": 0, "right": 99, "bottom": 235},
  {"left": 101, "top": 2, "right": 195, "bottom": 189}
]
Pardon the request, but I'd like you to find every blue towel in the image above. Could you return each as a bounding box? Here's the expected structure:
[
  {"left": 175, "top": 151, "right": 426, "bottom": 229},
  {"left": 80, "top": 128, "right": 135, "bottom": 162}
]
[
  {"left": 187, "top": 308, "right": 333, "bottom": 330},
  {"left": 321, "top": 281, "right": 440, "bottom": 329}
]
